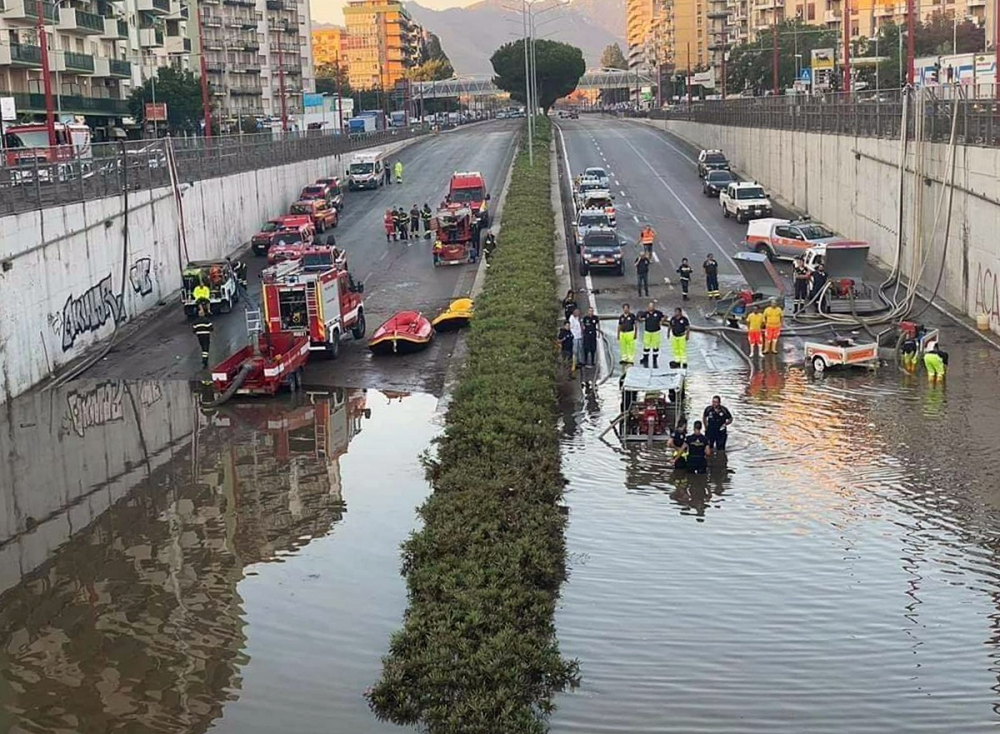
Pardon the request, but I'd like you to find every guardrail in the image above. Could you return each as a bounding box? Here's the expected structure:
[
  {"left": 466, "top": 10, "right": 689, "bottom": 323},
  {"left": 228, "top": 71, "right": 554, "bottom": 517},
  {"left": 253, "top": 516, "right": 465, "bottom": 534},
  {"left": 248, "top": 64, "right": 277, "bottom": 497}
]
[
  {"left": 643, "top": 86, "right": 1000, "bottom": 147},
  {"left": 0, "top": 125, "right": 429, "bottom": 217}
]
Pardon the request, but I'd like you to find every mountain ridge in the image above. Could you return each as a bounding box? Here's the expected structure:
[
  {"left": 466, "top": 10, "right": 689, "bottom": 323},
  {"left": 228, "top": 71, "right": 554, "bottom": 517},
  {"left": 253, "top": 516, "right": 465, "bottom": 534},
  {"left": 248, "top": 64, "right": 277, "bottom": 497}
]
[{"left": 405, "top": 0, "right": 626, "bottom": 75}]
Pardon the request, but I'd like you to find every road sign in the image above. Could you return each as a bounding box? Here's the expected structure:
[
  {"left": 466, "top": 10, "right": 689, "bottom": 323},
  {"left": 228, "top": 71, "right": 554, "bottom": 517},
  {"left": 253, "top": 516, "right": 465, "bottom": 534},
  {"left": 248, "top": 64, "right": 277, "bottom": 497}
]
[
  {"left": 145, "top": 102, "right": 168, "bottom": 121},
  {"left": 800, "top": 68, "right": 811, "bottom": 82},
  {"left": 0, "top": 96, "right": 15, "bottom": 122}
]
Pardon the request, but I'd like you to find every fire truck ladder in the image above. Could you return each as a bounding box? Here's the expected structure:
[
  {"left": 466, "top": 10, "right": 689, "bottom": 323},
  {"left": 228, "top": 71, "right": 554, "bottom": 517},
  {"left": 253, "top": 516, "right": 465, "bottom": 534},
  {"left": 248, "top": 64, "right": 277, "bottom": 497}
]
[
  {"left": 245, "top": 307, "right": 262, "bottom": 338},
  {"left": 306, "top": 282, "right": 320, "bottom": 320}
]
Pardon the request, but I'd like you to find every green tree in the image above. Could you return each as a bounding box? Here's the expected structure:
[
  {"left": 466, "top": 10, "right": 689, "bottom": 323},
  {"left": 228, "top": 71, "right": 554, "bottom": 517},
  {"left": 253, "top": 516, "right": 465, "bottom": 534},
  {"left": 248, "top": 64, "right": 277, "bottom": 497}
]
[
  {"left": 128, "top": 66, "right": 208, "bottom": 134},
  {"left": 315, "top": 62, "right": 351, "bottom": 96},
  {"left": 915, "top": 11, "right": 985, "bottom": 55},
  {"left": 725, "top": 19, "right": 839, "bottom": 94},
  {"left": 406, "top": 57, "right": 454, "bottom": 82},
  {"left": 600, "top": 42, "right": 628, "bottom": 69},
  {"left": 491, "top": 39, "right": 586, "bottom": 113}
]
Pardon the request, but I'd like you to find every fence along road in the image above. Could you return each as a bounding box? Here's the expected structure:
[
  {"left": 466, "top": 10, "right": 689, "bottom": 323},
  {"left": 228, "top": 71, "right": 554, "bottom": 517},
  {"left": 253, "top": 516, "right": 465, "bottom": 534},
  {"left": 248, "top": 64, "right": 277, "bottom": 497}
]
[
  {"left": 0, "top": 125, "right": 431, "bottom": 218},
  {"left": 640, "top": 86, "right": 1000, "bottom": 146}
]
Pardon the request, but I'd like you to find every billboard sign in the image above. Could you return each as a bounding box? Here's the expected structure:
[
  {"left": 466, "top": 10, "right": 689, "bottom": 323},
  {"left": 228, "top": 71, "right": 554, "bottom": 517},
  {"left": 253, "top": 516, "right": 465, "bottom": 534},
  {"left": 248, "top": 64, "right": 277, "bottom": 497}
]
[{"left": 144, "top": 102, "right": 168, "bottom": 121}]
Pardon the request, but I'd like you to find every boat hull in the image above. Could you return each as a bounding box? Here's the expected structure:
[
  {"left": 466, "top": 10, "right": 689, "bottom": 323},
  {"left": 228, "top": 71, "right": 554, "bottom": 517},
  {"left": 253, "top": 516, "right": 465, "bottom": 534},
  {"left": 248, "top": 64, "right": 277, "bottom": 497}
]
[{"left": 368, "top": 310, "right": 434, "bottom": 355}]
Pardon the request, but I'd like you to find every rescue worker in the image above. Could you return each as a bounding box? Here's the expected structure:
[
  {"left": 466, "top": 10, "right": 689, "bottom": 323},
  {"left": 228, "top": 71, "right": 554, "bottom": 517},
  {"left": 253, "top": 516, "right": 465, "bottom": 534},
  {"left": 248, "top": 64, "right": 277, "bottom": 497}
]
[
  {"left": 409, "top": 204, "right": 421, "bottom": 235},
  {"left": 227, "top": 256, "right": 247, "bottom": 290},
  {"left": 703, "top": 395, "right": 733, "bottom": 451},
  {"left": 639, "top": 224, "right": 656, "bottom": 257},
  {"left": 433, "top": 238, "right": 443, "bottom": 266},
  {"left": 483, "top": 231, "right": 497, "bottom": 264},
  {"left": 396, "top": 207, "right": 409, "bottom": 240},
  {"left": 635, "top": 251, "right": 651, "bottom": 298},
  {"left": 192, "top": 300, "right": 214, "bottom": 367},
  {"left": 744, "top": 304, "right": 765, "bottom": 358},
  {"left": 793, "top": 257, "right": 810, "bottom": 312},
  {"left": 668, "top": 306, "right": 690, "bottom": 367},
  {"left": 421, "top": 203, "right": 433, "bottom": 239},
  {"left": 923, "top": 341, "right": 948, "bottom": 381},
  {"left": 394, "top": 159, "right": 403, "bottom": 184},
  {"left": 762, "top": 297, "right": 784, "bottom": 355},
  {"left": 670, "top": 417, "right": 689, "bottom": 470},
  {"left": 676, "top": 258, "right": 693, "bottom": 301},
  {"left": 810, "top": 263, "right": 828, "bottom": 312},
  {"left": 383, "top": 162, "right": 392, "bottom": 186},
  {"left": 617, "top": 303, "right": 637, "bottom": 364},
  {"left": 581, "top": 306, "right": 600, "bottom": 370},
  {"left": 900, "top": 332, "right": 919, "bottom": 373},
  {"left": 636, "top": 301, "right": 665, "bottom": 368},
  {"left": 384, "top": 209, "right": 396, "bottom": 242},
  {"left": 683, "top": 420, "right": 711, "bottom": 474},
  {"left": 557, "top": 320, "right": 575, "bottom": 374},
  {"left": 562, "top": 289, "right": 578, "bottom": 319},
  {"left": 192, "top": 280, "right": 211, "bottom": 307},
  {"left": 703, "top": 254, "right": 720, "bottom": 299}
]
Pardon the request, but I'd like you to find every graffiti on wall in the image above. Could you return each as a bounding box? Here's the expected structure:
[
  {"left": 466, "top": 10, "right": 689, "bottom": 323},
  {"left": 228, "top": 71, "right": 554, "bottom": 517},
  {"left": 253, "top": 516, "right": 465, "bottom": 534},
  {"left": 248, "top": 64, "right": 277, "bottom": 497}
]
[
  {"left": 51, "top": 259, "right": 157, "bottom": 352},
  {"left": 65, "top": 381, "right": 164, "bottom": 438},
  {"left": 974, "top": 263, "right": 1000, "bottom": 328}
]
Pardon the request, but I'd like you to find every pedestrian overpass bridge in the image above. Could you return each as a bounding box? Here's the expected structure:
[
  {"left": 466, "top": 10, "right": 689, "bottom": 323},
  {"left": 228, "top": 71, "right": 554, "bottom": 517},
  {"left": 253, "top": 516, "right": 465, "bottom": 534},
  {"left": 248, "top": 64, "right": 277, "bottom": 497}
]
[{"left": 411, "top": 68, "right": 655, "bottom": 99}]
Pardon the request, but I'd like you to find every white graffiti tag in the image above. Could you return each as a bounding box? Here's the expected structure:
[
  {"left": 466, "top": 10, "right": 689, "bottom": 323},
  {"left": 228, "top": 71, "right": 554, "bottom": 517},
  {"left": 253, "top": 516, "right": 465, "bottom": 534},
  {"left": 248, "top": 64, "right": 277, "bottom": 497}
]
[{"left": 61, "top": 275, "right": 126, "bottom": 351}]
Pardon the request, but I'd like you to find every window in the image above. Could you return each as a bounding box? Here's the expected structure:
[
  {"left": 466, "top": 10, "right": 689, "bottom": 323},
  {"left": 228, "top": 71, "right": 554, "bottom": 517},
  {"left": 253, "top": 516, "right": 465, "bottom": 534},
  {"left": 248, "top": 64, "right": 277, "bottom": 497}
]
[
  {"left": 774, "top": 225, "right": 800, "bottom": 239},
  {"left": 807, "top": 3, "right": 815, "bottom": 19}
]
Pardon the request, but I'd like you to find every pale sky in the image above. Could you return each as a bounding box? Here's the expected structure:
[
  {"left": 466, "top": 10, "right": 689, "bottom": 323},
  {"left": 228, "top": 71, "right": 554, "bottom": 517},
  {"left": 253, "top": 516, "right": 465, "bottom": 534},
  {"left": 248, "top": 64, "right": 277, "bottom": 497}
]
[{"left": 311, "top": 0, "right": 479, "bottom": 25}]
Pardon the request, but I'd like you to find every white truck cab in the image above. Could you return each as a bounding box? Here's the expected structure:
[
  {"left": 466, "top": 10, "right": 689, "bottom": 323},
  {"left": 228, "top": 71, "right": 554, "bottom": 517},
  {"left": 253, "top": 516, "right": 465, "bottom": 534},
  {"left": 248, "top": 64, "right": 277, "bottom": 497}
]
[
  {"left": 720, "top": 181, "right": 772, "bottom": 223},
  {"left": 347, "top": 150, "right": 384, "bottom": 190}
]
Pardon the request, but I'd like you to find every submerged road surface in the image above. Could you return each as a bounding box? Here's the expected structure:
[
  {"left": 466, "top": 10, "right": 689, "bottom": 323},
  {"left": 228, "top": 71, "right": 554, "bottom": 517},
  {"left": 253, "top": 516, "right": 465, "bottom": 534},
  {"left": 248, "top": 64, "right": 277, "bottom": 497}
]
[{"left": 83, "top": 120, "right": 519, "bottom": 395}]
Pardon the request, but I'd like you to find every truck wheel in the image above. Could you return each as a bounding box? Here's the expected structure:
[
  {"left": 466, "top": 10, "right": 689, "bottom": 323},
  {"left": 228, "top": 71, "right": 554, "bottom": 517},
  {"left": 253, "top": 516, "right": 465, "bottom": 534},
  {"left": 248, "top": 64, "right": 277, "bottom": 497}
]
[
  {"left": 811, "top": 355, "right": 826, "bottom": 373},
  {"left": 326, "top": 329, "right": 341, "bottom": 359},
  {"left": 352, "top": 313, "right": 366, "bottom": 340},
  {"left": 722, "top": 207, "right": 730, "bottom": 218},
  {"left": 288, "top": 370, "right": 301, "bottom": 392},
  {"left": 736, "top": 211, "right": 745, "bottom": 224},
  {"left": 316, "top": 220, "right": 325, "bottom": 233}
]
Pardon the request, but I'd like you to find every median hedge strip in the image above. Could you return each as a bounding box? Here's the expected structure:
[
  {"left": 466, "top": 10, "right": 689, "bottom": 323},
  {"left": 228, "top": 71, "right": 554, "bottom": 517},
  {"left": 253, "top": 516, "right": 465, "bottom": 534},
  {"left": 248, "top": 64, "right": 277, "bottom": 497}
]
[{"left": 367, "top": 116, "right": 579, "bottom": 733}]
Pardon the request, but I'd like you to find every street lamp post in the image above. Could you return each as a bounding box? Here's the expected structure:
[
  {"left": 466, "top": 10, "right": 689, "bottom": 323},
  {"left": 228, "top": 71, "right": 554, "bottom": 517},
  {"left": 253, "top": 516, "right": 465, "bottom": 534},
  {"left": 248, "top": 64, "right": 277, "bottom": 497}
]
[
  {"left": 35, "top": 0, "right": 57, "bottom": 146},
  {"left": 842, "top": 0, "right": 851, "bottom": 93},
  {"left": 521, "top": 0, "right": 533, "bottom": 164},
  {"left": 906, "top": 0, "right": 916, "bottom": 85},
  {"left": 276, "top": 21, "right": 289, "bottom": 133},
  {"left": 197, "top": 3, "right": 213, "bottom": 139}
]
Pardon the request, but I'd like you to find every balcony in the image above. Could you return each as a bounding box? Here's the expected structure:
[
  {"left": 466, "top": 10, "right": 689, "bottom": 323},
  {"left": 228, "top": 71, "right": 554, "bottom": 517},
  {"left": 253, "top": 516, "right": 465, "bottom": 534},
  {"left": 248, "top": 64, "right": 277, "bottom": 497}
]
[
  {"left": 201, "top": 13, "right": 222, "bottom": 26},
  {"left": 967, "top": 0, "right": 985, "bottom": 5},
  {"left": 1, "top": 0, "right": 60, "bottom": 22},
  {"left": 58, "top": 6, "right": 106, "bottom": 33},
  {"left": 165, "top": 34, "right": 191, "bottom": 53},
  {"left": 0, "top": 43, "right": 43, "bottom": 66},
  {"left": 0, "top": 90, "right": 129, "bottom": 115},
  {"left": 707, "top": 8, "right": 729, "bottom": 17},
  {"left": 226, "top": 13, "right": 260, "bottom": 28},
  {"left": 824, "top": 9, "right": 841, "bottom": 21},
  {"left": 94, "top": 56, "right": 131, "bottom": 76},
  {"left": 57, "top": 50, "right": 95, "bottom": 73},
  {"left": 136, "top": 0, "right": 169, "bottom": 14},
  {"left": 102, "top": 17, "right": 129, "bottom": 37},
  {"left": 230, "top": 83, "right": 262, "bottom": 95},
  {"left": 873, "top": 3, "right": 894, "bottom": 14},
  {"left": 139, "top": 27, "right": 165, "bottom": 46},
  {"left": 266, "top": 0, "right": 285, "bottom": 8},
  {"left": 223, "top": 0, "right": 256, "bottom": 6}
]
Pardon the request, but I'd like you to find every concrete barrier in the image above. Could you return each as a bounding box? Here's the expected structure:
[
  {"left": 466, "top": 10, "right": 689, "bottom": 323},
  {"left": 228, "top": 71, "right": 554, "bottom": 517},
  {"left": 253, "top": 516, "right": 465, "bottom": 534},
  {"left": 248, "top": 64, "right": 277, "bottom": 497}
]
[
  {"left": 639, "top": 117, "right": 1000, "bottom": 337},
  {"left": 0, "top": 138, "right": 414, "bottom": 403}
]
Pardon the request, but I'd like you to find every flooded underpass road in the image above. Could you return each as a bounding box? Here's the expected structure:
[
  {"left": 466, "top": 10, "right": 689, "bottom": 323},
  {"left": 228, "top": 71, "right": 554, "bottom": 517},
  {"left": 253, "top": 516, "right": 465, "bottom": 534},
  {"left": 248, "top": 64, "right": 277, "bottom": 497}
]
[
  {"left": 0, "top": 380, "right": 436, "bottom": 734},
  {"left": 552, "top": 319, "right": 1000, "bottom": 733}
]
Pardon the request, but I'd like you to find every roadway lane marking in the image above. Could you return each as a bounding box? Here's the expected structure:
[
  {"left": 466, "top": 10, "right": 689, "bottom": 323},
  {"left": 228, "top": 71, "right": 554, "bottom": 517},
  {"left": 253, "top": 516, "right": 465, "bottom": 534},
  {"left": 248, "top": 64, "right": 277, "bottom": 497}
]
[
  {"left": 651, "top": 252, "right": 660, "bottom": 263},
  {"left": 626, "top": 201, "right": 633, "bottom": 209},
  {"left": 615, "top": 133, "right": 738, "bottom": 270},
  {"left": 619, "top": 190, "right": 626, "bottom": 196},
  {"left": 638, "top": 125, "right": 698, "bottom": 165},
  {"left": 632, "top": 214, "right": 639, "bottom": 223}
]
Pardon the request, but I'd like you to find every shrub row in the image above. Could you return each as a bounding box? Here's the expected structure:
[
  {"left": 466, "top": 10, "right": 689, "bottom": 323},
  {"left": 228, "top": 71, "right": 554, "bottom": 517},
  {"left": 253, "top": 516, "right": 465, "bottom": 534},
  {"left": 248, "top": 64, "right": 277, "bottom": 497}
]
[{"left": 367, "top": 116, "right": 579, "bottom": 734}]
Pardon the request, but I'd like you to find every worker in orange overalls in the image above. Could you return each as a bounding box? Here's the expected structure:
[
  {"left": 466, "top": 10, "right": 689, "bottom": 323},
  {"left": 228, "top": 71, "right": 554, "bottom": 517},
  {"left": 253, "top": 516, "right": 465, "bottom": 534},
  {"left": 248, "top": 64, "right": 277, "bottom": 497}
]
[
  {"left": 639, "top": 224, "right": 656, "bottom": 257},
  {"left": 383, "top": 209, "right": 396, "bottom": 242}
]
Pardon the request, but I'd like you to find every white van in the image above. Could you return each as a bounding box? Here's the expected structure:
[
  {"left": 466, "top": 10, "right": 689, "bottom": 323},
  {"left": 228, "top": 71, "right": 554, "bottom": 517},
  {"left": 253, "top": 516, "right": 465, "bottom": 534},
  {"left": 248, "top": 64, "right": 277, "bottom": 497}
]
[{"left": 347, "top": 150, "right": 384, "bottom": 190}]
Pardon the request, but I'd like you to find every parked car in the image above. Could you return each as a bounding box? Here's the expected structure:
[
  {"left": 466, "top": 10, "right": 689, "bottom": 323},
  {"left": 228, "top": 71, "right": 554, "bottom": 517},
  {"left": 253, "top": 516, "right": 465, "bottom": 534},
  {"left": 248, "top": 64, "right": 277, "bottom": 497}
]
[
  {"left": 697, "top": 149, "right": 730, "bottom": 177},
  {"left": 584, "top": 166, "right": 610, "bottom": 188},
  {"left": 744, "top": 217, "right": 854, "bottom": 260},
  {"left": 702, "top": 169, "right": 737, "bottom": 197},
  {"left": 314, "top": 177, "right": 345, "bottom": 210},
  {"left": 289, "top": 198, "right": 338, "bottom": 232},
  {"left": 719, "top": 181, "right": 772, "bottom": 223},
  {"left": 573, "top": 208, "right": 614, "bottom": 252},
  {"left": 579, "top": 229, "right": 625, "bottom": 276}
]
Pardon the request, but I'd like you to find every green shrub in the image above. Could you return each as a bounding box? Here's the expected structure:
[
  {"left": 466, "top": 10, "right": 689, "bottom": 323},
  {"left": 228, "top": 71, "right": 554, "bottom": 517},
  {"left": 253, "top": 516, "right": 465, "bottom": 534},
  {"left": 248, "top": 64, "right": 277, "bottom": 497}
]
[{"left": 367, "top": 117, "right": 579, "bottom": 734}]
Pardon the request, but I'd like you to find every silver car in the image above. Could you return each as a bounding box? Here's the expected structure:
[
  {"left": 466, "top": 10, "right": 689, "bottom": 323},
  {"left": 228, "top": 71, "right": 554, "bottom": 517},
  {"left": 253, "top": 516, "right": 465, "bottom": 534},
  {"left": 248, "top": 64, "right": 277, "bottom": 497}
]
[
  {"left": 584, "top": 166, "right": 609, "bottom": 188},
  {"left": 573, "top": 208, "right": 613, "bottom": 252}
]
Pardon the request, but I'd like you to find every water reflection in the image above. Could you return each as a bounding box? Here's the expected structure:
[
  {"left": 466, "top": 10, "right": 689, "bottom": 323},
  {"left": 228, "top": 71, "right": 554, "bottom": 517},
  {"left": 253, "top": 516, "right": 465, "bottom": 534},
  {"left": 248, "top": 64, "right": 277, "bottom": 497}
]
[
  {"left": 555, "top": 330, "right": 1000, "bottom": 733},
  {"left": 0, "top": 382, "right": 373, "bottom": 734}
]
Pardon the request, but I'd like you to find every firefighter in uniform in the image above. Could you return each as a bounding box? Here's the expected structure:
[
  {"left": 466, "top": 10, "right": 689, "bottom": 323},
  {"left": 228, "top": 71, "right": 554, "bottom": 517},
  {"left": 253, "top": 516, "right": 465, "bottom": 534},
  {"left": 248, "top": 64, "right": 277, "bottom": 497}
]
[
  {"left": 192, "top": 301, "right": 214, "bottom": 367},
  {"left": 676, "top": 258, "right": 693, "bottom": 300},
  {"left": 409, "top": 204, "right": 421, "bottom": 236},
  {"left": 636, "top": 301, "right": 665, "bottom": 368},
  {"left": 394, "top": 160, "right": 404, "bottom": 184},
  {"left": 683, "top": 421, "right": 710, "bottom": 474},
  {"left": 433, "top": 239, "right": 443, "bottom": 266},
  {"left": 192, "top": 281, "right": 210, "bottom": 308},
  {"left": 703, "top": 254, "right": 720, "bottom": 299},
  {"left": 793, "top": 258, "right": 810, "bottom": 312},
  {"left": 421, "top": 203, "right": 433, "bottom": 239},
  {"left": 227, "top": 257, "right": 247, "bottom": 290},
  {"left": 668, "top": 307, "right": 690, "bottom": 367}
]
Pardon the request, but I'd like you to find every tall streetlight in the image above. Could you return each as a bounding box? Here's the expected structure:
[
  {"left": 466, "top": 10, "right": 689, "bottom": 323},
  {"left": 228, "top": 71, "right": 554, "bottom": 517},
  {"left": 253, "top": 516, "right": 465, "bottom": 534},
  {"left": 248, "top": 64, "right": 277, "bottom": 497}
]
[
  {"left": 521, "top": 0, "right": 533, "bottom": 164},
  {"left": 35, "top": 0, "right": 57, "bottom": 146},
  {"left": 197, "top": 0, "right": 213, "bottom": 139},
  {"left": 274, "top": 19, "right": 289, "bottom": 133}
]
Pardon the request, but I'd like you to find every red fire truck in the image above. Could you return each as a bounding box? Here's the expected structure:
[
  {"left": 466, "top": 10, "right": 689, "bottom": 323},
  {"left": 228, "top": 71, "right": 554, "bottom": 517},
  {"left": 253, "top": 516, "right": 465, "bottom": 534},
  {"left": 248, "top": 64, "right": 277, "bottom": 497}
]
[
  {"left": 260, "top": 257, "right": 365, "bottom": 358},
  {"left": 3, "top": 121, "right": 92, "bottom": 183}
]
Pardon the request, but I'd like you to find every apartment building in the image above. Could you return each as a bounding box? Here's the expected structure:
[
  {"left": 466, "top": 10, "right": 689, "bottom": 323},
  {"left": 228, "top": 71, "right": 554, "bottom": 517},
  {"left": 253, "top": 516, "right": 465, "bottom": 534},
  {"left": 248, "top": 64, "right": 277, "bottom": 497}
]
[
  {"left": 195, "top": 0, "right": 315, "bottom": 126},
  {"left": 311, "top": 24, "right": 346, "bottom": 68},
  {"left": 627, "top": 0, "right": 656, "bottom": 71},
  {"left": 342, "top": 0, "right": 420, "bottom": 90}
]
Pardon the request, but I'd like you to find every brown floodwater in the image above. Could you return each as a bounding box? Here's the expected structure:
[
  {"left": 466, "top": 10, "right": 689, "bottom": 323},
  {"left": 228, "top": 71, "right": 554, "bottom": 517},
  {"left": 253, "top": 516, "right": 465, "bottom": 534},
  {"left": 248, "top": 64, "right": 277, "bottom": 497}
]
[
  {"left": 0, "top": 382, "right": 435, "bottom": 734},
  {"left": 551, "top": 319, "right": 1000, "bottom": 732}
]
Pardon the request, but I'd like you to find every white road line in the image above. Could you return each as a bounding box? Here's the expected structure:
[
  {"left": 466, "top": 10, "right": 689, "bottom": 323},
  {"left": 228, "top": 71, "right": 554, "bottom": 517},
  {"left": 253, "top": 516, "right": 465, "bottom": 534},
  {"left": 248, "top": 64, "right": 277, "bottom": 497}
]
[
  {"left": 651, "top": 251, "right": 660, "bottom": 263},
  {"left": 637, "top": 125, "right": 699, "bottom": 165},
  {"left": 616, "top": 133, "right": 739, "bottom": 270},
  {"left": 619, "top": 190, "right": 626, "bottom": 196},
  {"left": 378, "top": 251, "right": 388, "bottom": 261},
  {"left": 626, "top": 201, "right": 633, "bottom": 209},
  {"left": 632, "top": 214, "right": 639, "bottom": 223}
]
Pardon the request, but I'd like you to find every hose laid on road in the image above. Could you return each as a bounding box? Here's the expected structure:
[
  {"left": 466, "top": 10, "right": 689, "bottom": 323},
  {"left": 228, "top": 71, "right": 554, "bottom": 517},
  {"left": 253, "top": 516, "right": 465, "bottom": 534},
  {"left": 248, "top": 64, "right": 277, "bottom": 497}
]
[{"left": 202, "top": 361, "right": 253, "bottom": 408}]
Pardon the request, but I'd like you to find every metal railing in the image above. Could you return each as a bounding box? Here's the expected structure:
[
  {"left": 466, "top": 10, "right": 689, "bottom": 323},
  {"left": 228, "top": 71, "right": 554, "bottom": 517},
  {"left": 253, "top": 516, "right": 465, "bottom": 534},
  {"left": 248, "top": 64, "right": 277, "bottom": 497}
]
[
  {"left": 646, "top": 86, "right": 1000, "bottom": 146},
  {"left": 0, "top": 126, "right": 429, "bottom": 217}
]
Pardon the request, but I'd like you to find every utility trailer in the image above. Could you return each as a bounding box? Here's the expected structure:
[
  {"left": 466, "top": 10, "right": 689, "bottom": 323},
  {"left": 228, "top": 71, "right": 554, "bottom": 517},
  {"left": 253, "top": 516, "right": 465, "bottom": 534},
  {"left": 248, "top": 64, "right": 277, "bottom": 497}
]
[{"left": 211, "top": 332, "right": 311, "bottom": 396}]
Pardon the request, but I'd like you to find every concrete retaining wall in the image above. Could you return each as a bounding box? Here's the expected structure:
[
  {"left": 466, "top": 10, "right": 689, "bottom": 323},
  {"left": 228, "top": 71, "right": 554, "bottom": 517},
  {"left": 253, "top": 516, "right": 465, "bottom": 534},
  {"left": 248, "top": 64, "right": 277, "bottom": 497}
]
[
  {"left": 0, "top": 139, "right": 413, "bottom": 403},
  {"left": 644, "top": 118, "right": 1000, "bottom": 336}
]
